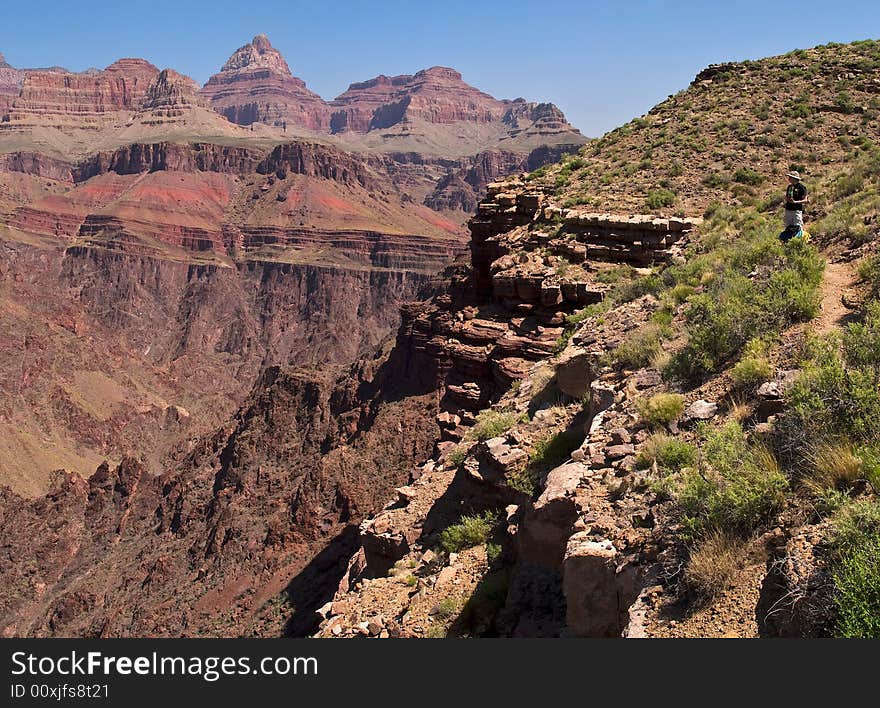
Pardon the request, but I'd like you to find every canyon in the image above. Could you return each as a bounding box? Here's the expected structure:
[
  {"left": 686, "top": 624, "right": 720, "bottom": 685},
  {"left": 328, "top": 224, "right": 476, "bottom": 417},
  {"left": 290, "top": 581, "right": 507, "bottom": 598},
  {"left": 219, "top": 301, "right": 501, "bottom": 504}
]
[
  {"left": 0, "top": 34, "right": 584, "bottom": 636},
  {"left": 5, "top": 34, "right": 877, "bottom": 639}
]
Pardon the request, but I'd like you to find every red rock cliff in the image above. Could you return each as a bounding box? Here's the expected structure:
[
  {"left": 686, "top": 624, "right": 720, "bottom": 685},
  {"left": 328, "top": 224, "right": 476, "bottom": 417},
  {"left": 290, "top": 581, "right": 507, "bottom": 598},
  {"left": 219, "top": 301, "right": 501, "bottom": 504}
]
[{"left": 200, "top": 34, "right": 330, "bottom": 131}]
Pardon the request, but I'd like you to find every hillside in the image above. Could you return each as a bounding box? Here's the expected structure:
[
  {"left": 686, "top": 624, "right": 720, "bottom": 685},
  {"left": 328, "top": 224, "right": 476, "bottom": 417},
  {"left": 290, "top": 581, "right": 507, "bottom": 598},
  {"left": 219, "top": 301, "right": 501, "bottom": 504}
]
[
  {"left": 3, "top": 39, "right": 880, "bottom": 639},
  {"left": 307, "top": 39, "right": 880, "bottom": 639},
  {"left": 538, "top": 40, "right": 880, "bottom": 215}
]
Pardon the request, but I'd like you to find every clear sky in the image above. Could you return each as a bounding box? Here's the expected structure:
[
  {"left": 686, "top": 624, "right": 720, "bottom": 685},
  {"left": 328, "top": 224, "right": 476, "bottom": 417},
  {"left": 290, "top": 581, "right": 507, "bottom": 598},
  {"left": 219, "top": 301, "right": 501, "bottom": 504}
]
[{"left": 1, "top": 1, "right": 878, "bottom": 136}]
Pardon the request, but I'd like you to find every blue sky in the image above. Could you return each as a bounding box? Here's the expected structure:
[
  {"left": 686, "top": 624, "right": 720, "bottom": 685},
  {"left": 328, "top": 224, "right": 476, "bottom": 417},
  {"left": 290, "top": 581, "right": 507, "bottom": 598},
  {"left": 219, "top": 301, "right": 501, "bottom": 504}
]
[{"left": 1, "top": 1, "right": 878, "bottom": 136}]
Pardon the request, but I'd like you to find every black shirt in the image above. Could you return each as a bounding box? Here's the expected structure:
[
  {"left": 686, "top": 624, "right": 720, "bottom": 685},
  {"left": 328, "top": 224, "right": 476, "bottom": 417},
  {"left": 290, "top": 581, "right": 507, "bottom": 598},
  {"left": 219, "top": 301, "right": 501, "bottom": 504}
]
[{"left": 786, "top": 182, "right": 807, "bottom": 211}]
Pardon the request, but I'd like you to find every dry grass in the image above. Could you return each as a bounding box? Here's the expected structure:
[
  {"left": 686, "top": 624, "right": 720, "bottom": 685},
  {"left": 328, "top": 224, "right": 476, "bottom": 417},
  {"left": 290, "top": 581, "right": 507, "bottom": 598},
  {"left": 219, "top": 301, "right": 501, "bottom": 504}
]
[
  {"left": 727, "top": 396, "right": 752, "bottom": 423},
  {"left": 803, "top": 442, "right": 864, "bottom": 495},
  {"left": 684, "top": 532, "right": 746, "bottom": 600},
  {"left": 650, "top": 348, "right": 672, "bottom": 371}
]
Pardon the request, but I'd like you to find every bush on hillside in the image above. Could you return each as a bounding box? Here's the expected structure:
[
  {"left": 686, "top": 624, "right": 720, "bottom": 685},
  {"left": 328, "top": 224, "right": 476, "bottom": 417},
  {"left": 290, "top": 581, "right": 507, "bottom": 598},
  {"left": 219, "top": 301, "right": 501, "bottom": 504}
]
[
  {"left": 635, "top": 433, "right": 697, "bottom": 473},
  {"left": 665, "top": 422, "right": 788, "bottom": 539},
  {"left": 666, "top": 227, "right": 822, "bottom": 381},
  {"left": 637, "top": 393, "right": 685, "bottom": 428},
  {"left": 645, "top": 189, "right": 677, "bottom": 210},
  {"left": 466, "top": 410, "right": 523, "bottom": 441},
  {"left": 440, "top": 512, "right": 498, "bottom": 554}
]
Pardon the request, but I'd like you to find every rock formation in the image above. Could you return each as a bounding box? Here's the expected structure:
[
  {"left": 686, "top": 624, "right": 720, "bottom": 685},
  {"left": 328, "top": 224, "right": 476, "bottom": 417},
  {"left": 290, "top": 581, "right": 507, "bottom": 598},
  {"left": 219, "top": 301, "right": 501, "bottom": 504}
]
[
  {"left": 0, "top": 34, "right": 589, "bottom": 639},
  {"left": 2, "top": 59, "right": 159, "bottom": 130},
  {"left": 329, "top": 67, "right": 505, "bottom": 133},
  {"left": 200, "top": 34, "right": 330, "bottom": 131},
  {"left": 0, "top": 52, "right": 24, "bottom": 118}
]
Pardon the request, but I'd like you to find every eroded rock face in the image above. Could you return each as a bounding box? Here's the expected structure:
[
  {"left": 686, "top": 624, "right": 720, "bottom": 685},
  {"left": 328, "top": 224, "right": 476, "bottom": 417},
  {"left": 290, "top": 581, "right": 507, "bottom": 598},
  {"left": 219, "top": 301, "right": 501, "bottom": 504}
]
[
  {"left": 3, "top": 59, "right": 159, "bottom": 129},
  {"left": 329, "top": 67, "right": 504, "bottom": 133},
  {"left": 200, "top": 35, "right": 330, "bottom": 131},
  {"left": 0, "top": 330, "right": 442, "bottom": 637},
  {"left": 142, "top": 69, "right": 203, "bottom": 111},
  {"left": 0, "top": 52, "right": 24, "bottom": 118}
]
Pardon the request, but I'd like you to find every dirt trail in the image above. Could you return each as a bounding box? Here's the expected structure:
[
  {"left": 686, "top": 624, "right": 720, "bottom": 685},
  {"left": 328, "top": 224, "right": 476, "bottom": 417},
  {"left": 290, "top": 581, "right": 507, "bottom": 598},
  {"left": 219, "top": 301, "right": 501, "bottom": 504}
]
[{"left": 813, "top": 258, "right": 857, "bottom": 335}]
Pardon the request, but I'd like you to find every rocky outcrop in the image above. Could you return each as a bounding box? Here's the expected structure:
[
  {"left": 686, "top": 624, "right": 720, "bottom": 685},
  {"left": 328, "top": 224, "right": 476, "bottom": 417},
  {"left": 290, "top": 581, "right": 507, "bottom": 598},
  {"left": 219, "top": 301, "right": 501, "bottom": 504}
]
[
  {"left": 2, "top": 59, "right": 159, "bottom": 129},
  {"left": 256, "top": 141, "right": 376, "bottom": 188},
  {"left": 0, "top": 151, "right": 74, "bottom": 182},
  {"left": 563, "top": 535, "right": 638, "bottom": 637},
  {"left": 73, "top": 141, "right": 264, "bottom": 179},
  {"left": 329, "top": 67, "right": 504, "bottom": 133},
  {"left": 425, "top": 145, "right": 580, "bottom": 214},
  {"left": 0, "top": 52, "right": 24, "bottom": 118},
  {"left": 200, "top": 34, "right": 330, "bottom": 131}
]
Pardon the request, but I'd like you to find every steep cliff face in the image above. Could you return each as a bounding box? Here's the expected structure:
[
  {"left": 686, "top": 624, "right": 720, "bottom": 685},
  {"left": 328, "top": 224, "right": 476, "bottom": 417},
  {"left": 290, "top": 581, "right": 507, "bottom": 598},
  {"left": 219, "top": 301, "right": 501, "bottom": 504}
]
[
  {"left": 200, "top": 35, "right": 330, "bottom": 131},
  {"left": 0, "top": 310, "right": 443, "bottom": 637},
  {"left": 0, "top": 135, "right": 466, "bottom": 494},
  {"left": 0, "top": 53, "right": 23, "bottom": 118},
  {"left": 329, "top": 67, "right": 505, "bottom": 133},
  {"left": 2, "top": 59, "right": 159, "bottom": 130}
]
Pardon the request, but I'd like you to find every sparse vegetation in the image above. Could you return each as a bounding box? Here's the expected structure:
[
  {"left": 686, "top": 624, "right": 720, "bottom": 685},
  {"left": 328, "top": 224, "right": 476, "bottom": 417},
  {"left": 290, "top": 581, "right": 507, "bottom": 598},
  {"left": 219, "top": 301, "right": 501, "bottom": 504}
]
[
  {"left": 684, "top": 532, "right": 746, "bottom": 600},
  {"left": 636, "top": 433, "right": 696, "bottom": 473},
  {"left": 663, "top": 422, "right": 788, "bottom": 539},
  {"left": 466, "top": 410, "right": 523, "bottom": 441},
  {"left": 607, "top": 323, "right": 669, "bottom": 370},
  {"left": 729, "top": 341, "right": 773, "bottom": 390},
  {"left": 637, "top": 393, "right": 685, "bottom": 428},
  {"left": 440, "top": 512, "right": 498, "bottom": 554},
  {"left": 529, "top": 428, "right": 583, "bottom": 471},
  {"left": 446, "top": 444, "right": 469, "bottom": 467},
  {"left": 665, "top": 209, "right": 823, "bottom": 381},
  {"left": 803, "top": 442, "right": 865, "bottom": 496}
]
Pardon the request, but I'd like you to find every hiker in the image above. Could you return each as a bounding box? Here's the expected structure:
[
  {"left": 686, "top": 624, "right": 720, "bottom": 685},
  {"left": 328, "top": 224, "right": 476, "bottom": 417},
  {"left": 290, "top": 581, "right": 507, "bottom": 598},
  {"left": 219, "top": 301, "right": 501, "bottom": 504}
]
[{"left": 780, "top": 170, "right": 808, "bottom": 242}]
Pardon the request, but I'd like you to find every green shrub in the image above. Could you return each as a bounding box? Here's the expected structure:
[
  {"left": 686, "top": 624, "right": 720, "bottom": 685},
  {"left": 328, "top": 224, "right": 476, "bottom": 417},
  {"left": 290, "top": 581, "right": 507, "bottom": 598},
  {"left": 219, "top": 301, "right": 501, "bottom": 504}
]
[
  {"left": 843, "top": 300, "right": 880, "bottom": 374},
  {"left": 670, "top": 423, "right": 788, "bottom": 538},
  {"left": 466, "top": 410, "right": 522, "bottom": 441},
  {"left": 669, "top": 283, "right": 695, "bottom": 304},
  {"left": 858, "top": 255, "right": 880, "bottom": 297},
  {"left": 829, "top": 499, "right": 880, "bottom": 555},
  {"left": 440, "top": 512, "right": 498, "bottom": 554},
  {"left": 667, "top": 231, "right": 822, "bottom": 380},
  {"left": 486, "top": 543, "right": 503, "bottom": 566},
  {"left": 608, "top": 324, "right": 667, "bottom": 370},
  {"left": 780, "top": 328, "right": 880, "bottom": 455},
  {"left": 636, "top": 433, "right": 696, "bottom": 473},
  {"left": 446, "top": 444, "right": 469, "bottom": 467},
  {"left": 833, "top": 533, "right": 880, "bottom": 637},
  {"left": 645, "top": 189, "right": 677, "bottom": 210},
  {"left": 637, "top": 393, "right": 685, "bottom": 428},
  {"left": 434, "top": 597, "right": 461, "bottom": 620},
  {"left": 730, "top": 355, "right": 773, "bottom": 390},
  {"left": 732, "top": 167, "right": 764, "bottom": 186}
]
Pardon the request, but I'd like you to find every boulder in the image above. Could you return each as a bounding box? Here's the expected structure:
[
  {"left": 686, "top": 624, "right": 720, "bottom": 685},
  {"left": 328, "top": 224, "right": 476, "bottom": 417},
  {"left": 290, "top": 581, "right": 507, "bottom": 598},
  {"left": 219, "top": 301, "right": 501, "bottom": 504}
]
[
  {"left": 588, "top": 380, "right": 616, "bottom": 419},
  {"left": 682, "top": 399, "right": 717, "bottom": 425},
  {"left": 518, "top": 462, "right": 585, "bottom": 569},
  {"left": 555, "top": 348, "right": 593, "bottom": 399},
  {"left": 605, "top": 444, "right": 635, "bottom": 460},
  {"left": 563, "top": 535, "right": 623, "bottom": 637}
]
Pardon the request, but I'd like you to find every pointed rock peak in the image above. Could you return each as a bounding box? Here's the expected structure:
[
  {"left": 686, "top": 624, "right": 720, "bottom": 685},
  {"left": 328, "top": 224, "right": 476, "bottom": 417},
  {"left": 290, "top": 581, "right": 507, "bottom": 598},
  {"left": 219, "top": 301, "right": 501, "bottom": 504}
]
[
  {"left": 220, "top": 34, "right": 292, "bottom": 76},
  {"left": 0, "top": 52, "right": 10, "bottom": 69},
  {"left": 252, "top": 33, "right": 272, "bottom": 51},
  {"left": 143, "top": 68, "right": 202, "bottom": 108}
]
